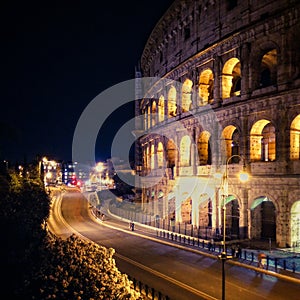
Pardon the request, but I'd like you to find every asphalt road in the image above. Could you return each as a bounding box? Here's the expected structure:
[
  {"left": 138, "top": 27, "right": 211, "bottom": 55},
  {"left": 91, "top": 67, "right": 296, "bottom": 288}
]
[{"left": 48, "top": 188, "right": 300, "bottom": 300}]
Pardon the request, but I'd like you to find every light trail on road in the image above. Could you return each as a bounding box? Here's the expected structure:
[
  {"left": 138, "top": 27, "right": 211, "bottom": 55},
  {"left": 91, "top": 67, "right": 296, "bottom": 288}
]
[{"left": 47, "top": 188, "right": 300, "bottom": 300}]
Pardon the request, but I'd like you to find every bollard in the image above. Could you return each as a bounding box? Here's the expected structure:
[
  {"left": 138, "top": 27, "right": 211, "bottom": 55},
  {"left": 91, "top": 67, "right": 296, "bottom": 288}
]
[{"left": 292, "top": 261, "right": 296, "bottom": 273}]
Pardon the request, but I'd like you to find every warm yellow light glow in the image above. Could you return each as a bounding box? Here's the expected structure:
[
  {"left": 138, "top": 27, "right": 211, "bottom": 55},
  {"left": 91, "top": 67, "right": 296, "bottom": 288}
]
[
  {"left": 95, "top": 162, "right": 104, "bottom": 172},
  {"left": 46, "top": 172, "right": 52, "bottom": 179},
  {"left": 239, "top": 171, "right": 249, "bottom": 183}
]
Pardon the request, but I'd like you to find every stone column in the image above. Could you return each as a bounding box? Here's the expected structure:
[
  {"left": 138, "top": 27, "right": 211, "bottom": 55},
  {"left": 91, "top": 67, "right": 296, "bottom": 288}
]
[
  {"left": 241, "top": 43, "right": 251, "bottom": 99},
  {"left": 239, "top": 185, "right": 249, "bottom": 239},
  {"left": 277, "top": 191, "right": 289, "bottom": 247},
  {"left": 213, "top": 55, "right": 221, "bottom": 105}
]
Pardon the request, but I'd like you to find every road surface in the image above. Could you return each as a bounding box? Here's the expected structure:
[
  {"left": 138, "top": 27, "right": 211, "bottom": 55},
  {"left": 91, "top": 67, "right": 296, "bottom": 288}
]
[{"left": 47, "top": 188, "right": 300, "bottom": 300}]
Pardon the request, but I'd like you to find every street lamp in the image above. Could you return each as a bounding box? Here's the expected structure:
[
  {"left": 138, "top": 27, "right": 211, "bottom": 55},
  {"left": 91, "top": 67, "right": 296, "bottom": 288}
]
[
  {"left": 219, "top": 154, "right": 249, "bottom": 300},
  {"left": 95, "top": 162, "right": 104, "bottom": 191}
]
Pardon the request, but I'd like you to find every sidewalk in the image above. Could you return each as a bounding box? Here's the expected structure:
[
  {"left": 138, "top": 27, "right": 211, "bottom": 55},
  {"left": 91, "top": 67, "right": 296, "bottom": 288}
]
[{"left": 93, "top": 200, "right": 300, "bottom": 281}]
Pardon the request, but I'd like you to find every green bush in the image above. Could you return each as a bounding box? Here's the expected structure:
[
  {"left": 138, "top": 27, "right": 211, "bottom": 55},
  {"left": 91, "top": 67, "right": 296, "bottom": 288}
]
[{"left": 0, "top": 170, "right": 143, "bottom": 299}]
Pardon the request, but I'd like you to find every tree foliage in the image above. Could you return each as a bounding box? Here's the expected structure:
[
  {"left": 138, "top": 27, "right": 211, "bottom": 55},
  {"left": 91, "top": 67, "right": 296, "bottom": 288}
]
[
  {"left": 25, "top": 234, "right": 142, "bottom": 300},
  {"left": 0, "top": 169, "right": 144, "bottom": 299}
]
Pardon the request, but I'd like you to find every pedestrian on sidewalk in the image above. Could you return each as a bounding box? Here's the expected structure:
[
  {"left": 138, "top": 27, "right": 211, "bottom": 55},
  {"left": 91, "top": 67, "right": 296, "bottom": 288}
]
[
  {"left": 257, "top": 251, "right": 266, "bottom": 270},
  {"left": 236, "top": 244, "right": 242, "bottom": 259},
  {"left": 129, "top": 221, "right": 135, "bottom": 231},
  {"left": 231, "top": 244, "right": 236, "bottom": 258}
]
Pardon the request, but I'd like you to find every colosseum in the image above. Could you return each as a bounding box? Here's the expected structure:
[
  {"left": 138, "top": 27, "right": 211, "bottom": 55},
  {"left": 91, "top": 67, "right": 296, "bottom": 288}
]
[{"left": 134, "top": 0, "right": 300, "bottom": 248}]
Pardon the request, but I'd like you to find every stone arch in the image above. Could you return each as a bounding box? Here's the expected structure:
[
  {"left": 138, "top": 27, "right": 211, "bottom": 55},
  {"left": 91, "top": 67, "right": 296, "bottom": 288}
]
[
  {"left": 197, "top": 131, "right": 211, "bottom": 165},
  {"left": 151, "top": 100, "right": 157, "bottom": 127},
  {"left": 222, "top": 58, "right": 241, "bottom": 99},
  {"left": 168, "top": 85, "right": 177, "bottom": 118},
  {"left": 197, "top": 194, "right": 212, "bottom": 237},
  {"left": 157, "top": 141, "right": 164, "bottom": 168},
  {"left": 180, "top": 135, "right": 191, "bottom": 167},
  {"left": 250, "top": 196, "right": 276, "bottom": 241},
  {"left": 157, "top": 189, "right": 164, "bottom": 218},
  {"left": 182, "top": 78, "right": 193, "bottom": 112},
  {"left": 158, "top": 95, "right": 165, "bottom": 123},
  {"left": 250, "top": 119, "right": 276, "bottom": 162},
  {"left": 290, "top": 114, "right": 300, "bottom": 160},
  {"left": 250, "top": 40, "right": 280, "bottom": 90},
  {"left": 147, "top": 105, "right": 151, "bottom": 130},
  {"left": 291, "top": 201, "right": 300, "bottom": 247},
  {"left": 221, "top": 125, "right": 240, "bottom": 161},
  {"left": 259, "top": 49, "right": 277, "bottom": 88},
  {"left": 145, "top": 145, "right": 150, "bottom": 172},
  {"left": 198, "top": 69, "right": 214, "bottom": 105},
  {"left": 166, "top": 139, "right": 177, "bottom": 179},
  {"left": 224, "top": 195, "right": 241, "bottom": 239},
  {"left": 150, "top": 144, "right": 155, "bottom": 169},
  {"left": 181, "top": 195, "right": 192, "bottom": 224}
]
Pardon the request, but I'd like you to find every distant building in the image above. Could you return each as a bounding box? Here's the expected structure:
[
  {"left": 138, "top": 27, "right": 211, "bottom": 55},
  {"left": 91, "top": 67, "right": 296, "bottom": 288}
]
[{"left": 61, "top": 161, "right": 77, "bottom": 185}]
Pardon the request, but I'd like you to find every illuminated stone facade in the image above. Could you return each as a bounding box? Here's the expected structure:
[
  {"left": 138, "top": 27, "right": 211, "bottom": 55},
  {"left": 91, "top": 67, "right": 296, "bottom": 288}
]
[{"left": 135, "top": 0, "right": 300, "bottom": 247}]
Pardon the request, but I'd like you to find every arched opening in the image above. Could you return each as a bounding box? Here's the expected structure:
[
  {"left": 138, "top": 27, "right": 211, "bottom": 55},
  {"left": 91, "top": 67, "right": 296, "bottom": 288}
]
[
  {"left": 157, "top": 190, "right": 164, "bottom": 218},
  {"left": 157, "top": 142, "right": 164, "bottom": 168},
  {"left": 222, "top": 58, "right": 241, "bottom": 99},
  {"left": 145, "top": 146, "right": 150, "bottom": 173},
  {"left": 168, "top": 86, "right": 177, "bottom": 118},
  {"left": 158, "top": 96, "right": 165, "bottom": 123},
  {"left": 180, "top": 135, "right": 191, "bottom": 167},
  {"left": 197, "top": 131, "right": 212, "bottom": 165},
  {"left": 261, "top": 123, "right": 276, "bottom": 161},
  {"left": 166, "top": 139, "right": 177, "bottom": 179},
  {"left": 198, "top": 194, "right": 212, "bottom": 238},
  {"left": 250, "top": 119, "right": 276, "bottom": 162},
  {"left": 142, "top": 108, "right": 147, "bottom": 131},
  {"left": 181, "top": 196, "right": 192, "bottom": 224},
  {"left": 251, "top": 196, "right": 276, "bottom": 241},
  {"left": 222, "top": 125, "right": 240, "bottom": 161},
  {"left": 291, "top": 201, "right": 300, "bottom": 247},
  {"left": 260, "top": 49, "right": 277, "bottom": 88},
  {"left": 151, "top": 101, "right": 157, "bottom": 127},
  {"left": 230, "top": 63, "right": 241, "bottom": 96},
  {"left": 147, "top": 106, "right": 151, "bottom": 130},
  {"left": 182, "top": 79, "right": 193, "bottom": 112},
  {"left": 199, "top": 69, "right": 214, "bottom": 105},
  {"left": 290, "top": 115, "right": 300, "bottom": 160},
  {"left": 224, "top": 196, "right": 240, "bottom": 239},
  {"left": 150, "top": 144, "right": 155, "bottom": 169}
]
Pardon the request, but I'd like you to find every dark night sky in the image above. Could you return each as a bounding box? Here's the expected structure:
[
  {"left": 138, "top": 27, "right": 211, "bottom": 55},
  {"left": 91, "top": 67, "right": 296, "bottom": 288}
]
[{"left": 0, "top": 0, "right": 174, "bottom": 164}]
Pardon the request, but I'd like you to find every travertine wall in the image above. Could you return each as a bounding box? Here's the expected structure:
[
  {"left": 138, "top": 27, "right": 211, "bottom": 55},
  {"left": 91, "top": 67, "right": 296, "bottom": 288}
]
[{"left": 136, "top": 0, "right": 300, "bottom": 247}]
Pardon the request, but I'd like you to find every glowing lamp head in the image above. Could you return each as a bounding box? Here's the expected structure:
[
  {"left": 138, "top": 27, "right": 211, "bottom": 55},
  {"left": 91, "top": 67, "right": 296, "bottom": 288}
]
[{"left": 239, "top": 171, "right": 249, "bottom": 183}]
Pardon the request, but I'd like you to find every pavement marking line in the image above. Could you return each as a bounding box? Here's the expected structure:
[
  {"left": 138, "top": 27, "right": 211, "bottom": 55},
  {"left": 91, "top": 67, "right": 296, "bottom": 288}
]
[
  {"left": 49, "top": 194, "right": 216, "bottom": 299},
  {"left": 115, "top": 252, "right": 218, "bottom": 300},
  {"left": 51, "top": 192, "right": 300, "bottom": 297},
  {"left": 91, "top": 211, "right": 300, "bottom": 286}
]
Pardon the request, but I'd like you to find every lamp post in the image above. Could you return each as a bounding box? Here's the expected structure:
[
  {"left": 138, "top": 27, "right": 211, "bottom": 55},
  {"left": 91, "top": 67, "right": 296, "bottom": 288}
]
[
  {"left": 96, "top": 162, "right": 104, "bottom": 191},
  {"left": 219, "top": 154, "right": 248, "bottom": 300}
]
